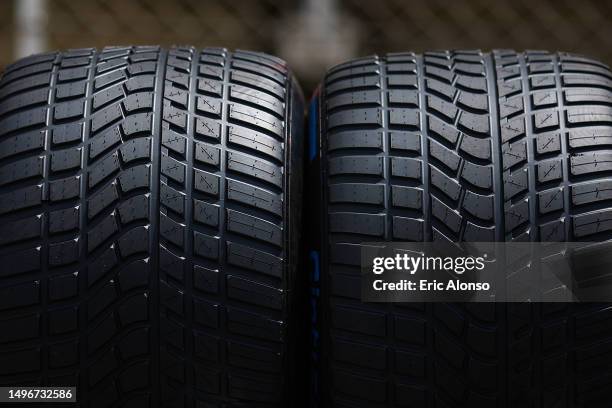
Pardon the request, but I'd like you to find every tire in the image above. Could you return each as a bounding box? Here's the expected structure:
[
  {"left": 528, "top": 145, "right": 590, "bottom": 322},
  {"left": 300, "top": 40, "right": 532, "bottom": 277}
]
[
  {"left": 312, "top": 50, "right": 612, "bottom": 407},
  {"left": 0, "top": 46, "right": 305, "bottom": 407}
]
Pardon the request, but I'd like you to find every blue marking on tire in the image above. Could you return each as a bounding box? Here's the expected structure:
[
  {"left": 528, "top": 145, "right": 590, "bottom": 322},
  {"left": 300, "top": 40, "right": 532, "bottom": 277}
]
[{"left": 309, "top": 250, "right": 320, "bottom": 282}]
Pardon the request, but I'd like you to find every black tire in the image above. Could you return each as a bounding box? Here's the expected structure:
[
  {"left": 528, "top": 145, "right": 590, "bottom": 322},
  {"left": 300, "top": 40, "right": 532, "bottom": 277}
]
[
  {"left": 311, "top": 50, "right": 612, "bottom": 407},
  {"left": 0, "top": 46, "right": 305, "bottom": 407}
]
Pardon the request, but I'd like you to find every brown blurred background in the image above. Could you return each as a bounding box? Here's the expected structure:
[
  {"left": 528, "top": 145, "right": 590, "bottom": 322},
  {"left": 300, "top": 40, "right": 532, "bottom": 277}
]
[{"left": 2, "top": 0, "right": 612, "bottom": 93}]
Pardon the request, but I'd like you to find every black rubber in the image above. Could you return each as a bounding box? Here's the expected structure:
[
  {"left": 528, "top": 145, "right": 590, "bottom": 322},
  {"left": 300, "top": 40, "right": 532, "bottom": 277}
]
[
  {"left": 312, "top": 50, "right": 612, "bottom": 407},
  {"left": 0, "top": 46, "right": 305, "bottom": 407}
]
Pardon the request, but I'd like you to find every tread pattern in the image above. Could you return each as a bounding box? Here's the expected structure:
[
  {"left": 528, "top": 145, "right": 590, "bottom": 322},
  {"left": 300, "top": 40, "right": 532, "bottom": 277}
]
[
  {"left": 158, "top": 47, "right": 297, "bottom": 407},
  {"left": 0, "top": 46, "right": 303, "bottom": 408},
  {"left": 0, "top": 46, "right": 161, "bottom": 408},
  {"left": 319, "top": 51, "right": 504, "bottom": 408},
  {"left": 317, "top": 50, "right": 612, "bottom": 407},
  {"left": 495, "top": 50, "right": 612, "bottom": 407}
]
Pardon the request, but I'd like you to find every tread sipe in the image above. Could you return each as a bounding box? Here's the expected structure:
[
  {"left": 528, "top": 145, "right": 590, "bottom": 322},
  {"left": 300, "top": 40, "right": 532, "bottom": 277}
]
[
  {"left": 0, "top": 46, "right": 304, "bottom": 407},
  {"left": 312, "top": 50, "right": 612, "bottom": 407}
]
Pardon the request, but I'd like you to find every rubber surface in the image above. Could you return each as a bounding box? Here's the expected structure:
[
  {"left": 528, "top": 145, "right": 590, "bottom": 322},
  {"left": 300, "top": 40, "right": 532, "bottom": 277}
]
[
  {"left": 0, "top": 46, "right": 304, "bottom": 407},
  {"left": 314, "top": 50, "right": 612, "bottom": 407}
]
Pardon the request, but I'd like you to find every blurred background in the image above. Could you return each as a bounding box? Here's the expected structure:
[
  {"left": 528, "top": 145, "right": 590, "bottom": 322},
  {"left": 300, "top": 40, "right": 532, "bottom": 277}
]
[{"left": 2, "top": 0, "right": 612, "bottom": 93}]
